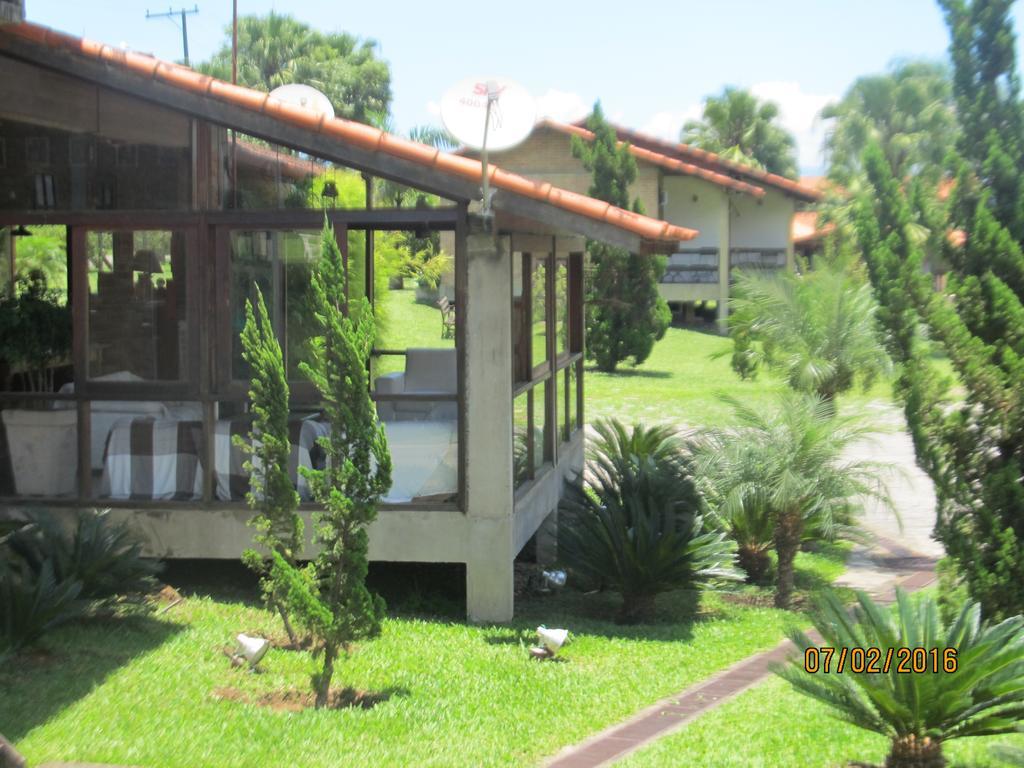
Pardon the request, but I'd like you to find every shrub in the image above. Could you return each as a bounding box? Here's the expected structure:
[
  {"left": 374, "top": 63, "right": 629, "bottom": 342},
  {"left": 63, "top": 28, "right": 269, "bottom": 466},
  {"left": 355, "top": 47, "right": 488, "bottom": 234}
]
[
  {"left": 560, "top": 420, "right": 739, "bottom": 624},
  {"left": 774, "top": 588, "right": 1024, "bottom": 768},
  {"left": 280, "top": 219, "right": 391, "bottom": 708},
  {"left": 6, "top": 510, "right": 160, "bottom": 602},
  {"left": 237, "top": 285, "right": 304, "bottom": 646},
  {"left": 0, "top": 557, "right": 82, "bottom": 661},
  {"left": 696, "top": 394, "right": 889, "bottom": 607}
]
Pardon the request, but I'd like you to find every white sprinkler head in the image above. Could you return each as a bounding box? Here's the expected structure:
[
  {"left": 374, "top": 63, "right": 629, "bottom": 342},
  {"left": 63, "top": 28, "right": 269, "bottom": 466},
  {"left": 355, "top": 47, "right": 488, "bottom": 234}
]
[
  {"left": 235, "top": 633, "right": 269, "bottom": 668},
  {"left": 537, "top": 626, "right": 569, "bottom": 655}
]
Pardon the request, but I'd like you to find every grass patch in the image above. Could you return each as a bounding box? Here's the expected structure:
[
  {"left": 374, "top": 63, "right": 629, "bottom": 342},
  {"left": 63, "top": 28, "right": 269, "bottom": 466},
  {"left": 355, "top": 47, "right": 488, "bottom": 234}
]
[
  {"left": 4, "top": 586, "right": 808, "bottom": 767},
  {"left": 374, "top": 286, "right": 452, "bottom": 376},
  {"left": 618, "top": 676, "right": 1024, "bottom": 768},
  {"left": 583, "top": 325, "right": 898, "bottom": 428}
]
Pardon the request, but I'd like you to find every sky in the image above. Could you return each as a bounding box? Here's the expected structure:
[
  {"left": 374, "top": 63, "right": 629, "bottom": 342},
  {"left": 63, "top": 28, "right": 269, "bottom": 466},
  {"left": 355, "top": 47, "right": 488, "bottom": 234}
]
[{"left": 26, "top": 0, "right": 1024, "bottom": 175}]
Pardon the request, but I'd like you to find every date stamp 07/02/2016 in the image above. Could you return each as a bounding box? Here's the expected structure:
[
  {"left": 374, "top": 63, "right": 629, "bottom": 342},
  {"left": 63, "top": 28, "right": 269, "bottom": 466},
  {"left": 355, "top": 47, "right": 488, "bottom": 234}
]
[{"left": 803, "top": 646, "right": 959, "bottom": 674}]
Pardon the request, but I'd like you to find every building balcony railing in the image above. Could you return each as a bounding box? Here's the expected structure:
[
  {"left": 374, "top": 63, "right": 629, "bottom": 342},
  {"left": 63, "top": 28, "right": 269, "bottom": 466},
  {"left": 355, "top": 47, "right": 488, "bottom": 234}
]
[
  {"left": 729, "top": 248, "right": 787, "bottom": 270},
  {"left": 661, "top": 248, "right": 719, "bottom": 284}
]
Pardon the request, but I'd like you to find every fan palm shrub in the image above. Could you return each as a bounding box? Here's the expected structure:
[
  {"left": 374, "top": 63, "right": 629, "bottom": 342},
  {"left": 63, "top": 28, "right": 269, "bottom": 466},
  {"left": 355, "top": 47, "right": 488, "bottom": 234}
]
[
  {"left": 560, "top": 420, "right": 739, "bottom": 624},
  {"left": 775, "top": 589, "right": 1024, "bottom": 768},
  {"left": 696, "top": 393, "right": 890, "bottom": 607},
  {"left": 727, "top": 262, "right": 891, "bottom": 404}
]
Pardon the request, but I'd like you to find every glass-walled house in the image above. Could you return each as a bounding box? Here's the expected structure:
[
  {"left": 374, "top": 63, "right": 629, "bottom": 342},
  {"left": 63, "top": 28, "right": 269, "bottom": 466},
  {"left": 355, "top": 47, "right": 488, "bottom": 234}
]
[{"left": 0, "top": 20, "right": 696, "bottom": 620}]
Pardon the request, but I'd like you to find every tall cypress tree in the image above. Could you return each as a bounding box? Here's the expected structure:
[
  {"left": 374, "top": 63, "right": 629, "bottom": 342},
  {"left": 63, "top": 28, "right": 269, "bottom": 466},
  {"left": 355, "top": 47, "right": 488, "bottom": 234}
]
[
  {"left": 571, "top": 103, "right": 670, "bottom": 373},
  {"left": 858, "top": 0, "right": 1024, "bottom": 619}
]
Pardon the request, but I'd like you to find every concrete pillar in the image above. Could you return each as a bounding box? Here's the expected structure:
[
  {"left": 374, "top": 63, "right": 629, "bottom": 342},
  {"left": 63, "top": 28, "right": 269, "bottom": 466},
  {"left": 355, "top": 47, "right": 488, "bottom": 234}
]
[
  {"left": 717, "top": 191, "right": 731, "bottom": 333},
  {"left": 462, "top": 215, "right": 515, "bottom": 622}
]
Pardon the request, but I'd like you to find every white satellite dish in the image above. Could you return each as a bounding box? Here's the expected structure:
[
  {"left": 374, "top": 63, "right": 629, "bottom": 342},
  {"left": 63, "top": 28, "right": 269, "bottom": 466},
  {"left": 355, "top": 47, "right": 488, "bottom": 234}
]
[
  {"left": 441, "top": 77, "right": 536, "bottom": 216},
  {"left": 441, "top": 77, "right": 536, "bottom": 152},
  {"left": 269, "top": 83, "right": 336, "bottom": 119}
]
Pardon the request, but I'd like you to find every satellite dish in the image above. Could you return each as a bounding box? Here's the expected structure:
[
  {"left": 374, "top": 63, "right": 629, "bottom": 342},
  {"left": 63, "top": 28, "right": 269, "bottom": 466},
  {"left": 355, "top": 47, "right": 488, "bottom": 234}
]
[
  {"left": 269, "top": 84, "right": 336, "bottom": 119},
  {"left": 441, "top": 77, "right": 536, "bottom": 216},
  {"left": 441, "top": 77, "right": 536, "bottom": 151}
]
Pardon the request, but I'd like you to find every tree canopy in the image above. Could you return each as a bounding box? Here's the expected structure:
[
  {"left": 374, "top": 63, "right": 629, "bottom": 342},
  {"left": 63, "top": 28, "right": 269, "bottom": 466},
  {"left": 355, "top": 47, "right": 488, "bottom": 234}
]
[
  {"left": 198, "top": 13, "right": 391, "bottom": 125},
  {"left": 571, "top": 103, "right": 671, "bottom": 372},
  {"left": 682, "top": 87, "right": 798, "bottom": 178},
  {"left": 856, "top": 0, "right": 1024, "bottom": 620},
  {"left": 822, "top": 59, "right": 958, "bottom": 187}
]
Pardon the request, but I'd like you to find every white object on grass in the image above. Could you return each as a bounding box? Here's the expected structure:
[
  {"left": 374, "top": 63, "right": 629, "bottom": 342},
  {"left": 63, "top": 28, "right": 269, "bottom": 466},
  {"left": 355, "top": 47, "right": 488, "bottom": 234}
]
[{"left": 235, "top": 633, "right": 269, "bottom": 668}]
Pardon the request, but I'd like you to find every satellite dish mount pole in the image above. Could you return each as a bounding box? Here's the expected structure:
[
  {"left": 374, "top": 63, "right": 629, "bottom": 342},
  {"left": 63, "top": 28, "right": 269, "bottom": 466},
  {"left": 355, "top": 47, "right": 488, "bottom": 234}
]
[{"left": 479, "top": 81, "right": 500, "bottom": 218}]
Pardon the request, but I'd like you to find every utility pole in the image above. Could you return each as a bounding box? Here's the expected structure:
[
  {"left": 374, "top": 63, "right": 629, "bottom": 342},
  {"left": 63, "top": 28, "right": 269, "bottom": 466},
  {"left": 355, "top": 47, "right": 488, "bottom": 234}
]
[{"left": 146, "top": 6, "right": 199, "bottom": 66}]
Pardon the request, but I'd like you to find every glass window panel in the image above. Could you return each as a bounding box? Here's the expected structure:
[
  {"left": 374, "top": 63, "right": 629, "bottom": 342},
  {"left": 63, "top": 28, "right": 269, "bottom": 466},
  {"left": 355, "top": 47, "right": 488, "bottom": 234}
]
[
  {"left": 531, "top": 257, "right": 548, "bottom": 369},
  {"left": 568, "top": 362, "right": 579, "bottom": 435},
  {"left": 512, "top": 252, "right": 529, "bottom": 382},
  {"left": 87, "top": 230, "right": 189, "bottom": 381},
  {"left": 555, "top": 260, "right": 568, "bottom": 357},
  {"left": 229, "top": 229, "right": 322, "bottom": 381},
  {"left": 513, "top": 390, "right": 530, "bottom": 487},
  {"left": 0, "top": 399, "right": 78, "bottom": 498},
  {"left": 370, "top": 229, "right": 457, "bottom": 426},
  {"left": 535, "top": 383, "right": 548, "bottom": 471},
  {"left": 0, "top": 68, "right": 191, "bottom": 211},
  {"left": 11, "top": 224, "right": 68, "bottom": 300},
  {"left": 88, "top": 399, "right": 204, "bottom": 501}
]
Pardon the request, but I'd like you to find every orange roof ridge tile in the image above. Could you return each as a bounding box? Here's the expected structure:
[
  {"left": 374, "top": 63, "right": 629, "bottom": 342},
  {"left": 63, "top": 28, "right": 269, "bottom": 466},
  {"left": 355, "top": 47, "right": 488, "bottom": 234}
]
[
  {"left": 0, "top": 21, "right": 697, "bottom": 247},
  {"left": 598, "top": 121, "right": 823, "bottom": 202},
  {"left": 538, "top": 120, "right": 766, "bottom": 198}
]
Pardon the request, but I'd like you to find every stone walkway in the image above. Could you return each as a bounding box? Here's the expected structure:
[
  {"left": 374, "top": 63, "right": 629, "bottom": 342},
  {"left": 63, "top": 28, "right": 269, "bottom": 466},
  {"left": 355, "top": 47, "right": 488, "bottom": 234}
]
[{"left": 547, "top": 407, "right": 943, "bottom": 768}]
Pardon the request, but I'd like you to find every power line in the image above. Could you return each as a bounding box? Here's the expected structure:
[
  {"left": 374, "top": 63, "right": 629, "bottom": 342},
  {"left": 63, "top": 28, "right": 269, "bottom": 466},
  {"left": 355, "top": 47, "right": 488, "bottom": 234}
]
[{"left": 145, "top": 5, "right": 199, "bottom": 66}]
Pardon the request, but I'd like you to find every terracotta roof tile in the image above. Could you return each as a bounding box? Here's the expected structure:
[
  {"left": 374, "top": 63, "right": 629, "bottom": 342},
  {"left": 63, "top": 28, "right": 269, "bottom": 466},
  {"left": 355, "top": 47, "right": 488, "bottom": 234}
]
[
  {"left": 0, "top": 21, "right": 697, "bottom": 248},
  {"left": 538, "top": 120, "right": 766, "bottom": 198},
  {"left": 593, "top": 122, "right": 824, "bottom": 203}
]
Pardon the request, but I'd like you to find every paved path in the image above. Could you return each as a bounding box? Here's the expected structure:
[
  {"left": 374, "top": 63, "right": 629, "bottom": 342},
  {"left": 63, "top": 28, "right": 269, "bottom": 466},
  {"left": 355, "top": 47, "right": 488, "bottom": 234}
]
[{"left": 548, "top": 408, "right": 943, "bottom": 768}]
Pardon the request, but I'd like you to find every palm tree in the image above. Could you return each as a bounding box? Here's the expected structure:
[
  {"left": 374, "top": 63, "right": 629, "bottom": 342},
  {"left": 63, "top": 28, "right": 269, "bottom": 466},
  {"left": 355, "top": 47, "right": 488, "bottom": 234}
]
[
  {"left": 822, "top": 60, "right": 957, "bottom": 187},
  {"left": 198, "top": 13, "right": 391, "bottom": 124},
  {"left": 682, "top": 87, "right": 798, "bottom": 178},
  {"left": 775, "top": 589, "right": 1024, "bottom": 768},
  {"left": 726, "top": 261, "right": 891, "bottom": 403},
  {"left": 696, "top": 394, "right": 891, "bottom": 608},
  {"left": 560, "top": 420, "right": 739, "bottom": 623}
]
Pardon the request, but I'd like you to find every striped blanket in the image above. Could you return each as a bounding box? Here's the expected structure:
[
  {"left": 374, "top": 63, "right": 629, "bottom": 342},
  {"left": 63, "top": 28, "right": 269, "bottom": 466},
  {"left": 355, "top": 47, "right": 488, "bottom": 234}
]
[
  {"left": 100, "top": 415, "right": 328, "bottom": 501},
  {"left": 214, "top": 416, "right": 329, "bottom": 501},
  {"left": 101, "top": 417, "right": 203, "bottom": 501}
]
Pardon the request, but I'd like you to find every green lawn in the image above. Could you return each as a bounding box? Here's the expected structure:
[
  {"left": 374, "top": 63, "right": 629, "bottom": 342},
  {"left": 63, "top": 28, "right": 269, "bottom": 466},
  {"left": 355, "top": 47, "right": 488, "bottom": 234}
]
[
  {"left": 374, "top": 286, "right": 453, "bottom": 376},
  {"left": 373, "top": 287, "right": 960, "bottom": 430},
  {"left": 619, "top": 676, "right": 1024, "bottom": 768},
  {"left": 5, "top": 585, "right": 814, "bottom": 768},
  {"left": 584, "top": 324, "right": 901, "bottom": 428}
]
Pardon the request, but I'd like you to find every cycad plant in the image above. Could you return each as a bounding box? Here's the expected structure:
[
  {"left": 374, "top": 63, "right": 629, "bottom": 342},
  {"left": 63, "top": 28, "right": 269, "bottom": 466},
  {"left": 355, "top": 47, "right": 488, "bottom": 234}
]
[
  {"left": 697, "top": 394, "right": 890, "bottom": 607},
  {"left": 6, "top": 510, "right": 160, "bottom": 602},
  {"left": 727, "top": 262, "right": 891, "bottom": 404},
  {"left": 775, "top": 589, "right": 1024, "bottom": 768},
  {"left": 560, "top": 420, "right": 739, "bottom": 624}
]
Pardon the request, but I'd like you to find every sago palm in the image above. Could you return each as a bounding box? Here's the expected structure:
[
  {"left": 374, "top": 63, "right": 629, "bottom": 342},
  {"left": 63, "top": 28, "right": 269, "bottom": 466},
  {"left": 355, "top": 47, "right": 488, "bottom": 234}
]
[
  {"left": 775, "top": 589, "right": 1024, "bottom": 768},
  {"left": 727, "top": 263, "right": 891, "bottom": 403},
  {"left": 560, "top": 420, "right": 739, "bottom": 624},
  {"left": 696, "top": 394, "right": 891, "bottom": 607}
]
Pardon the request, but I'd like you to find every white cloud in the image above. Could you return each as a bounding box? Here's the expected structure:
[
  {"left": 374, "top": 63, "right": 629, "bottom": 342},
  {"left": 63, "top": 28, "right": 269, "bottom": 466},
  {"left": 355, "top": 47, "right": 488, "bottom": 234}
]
[
  {"left": 534, "top": 89, "right": 591, "bottom": 124},
  {"left": 426, "top": 100, "right": 441, "bottom": 117},
  {"left": 749, "top": 81, "right": 837, "bottom": 174},
  {"left": 639, "top": 106, "right": 703, "bottom": 143},
  {"left": 637, "top": 82, "right": 837, "bottom": 174}
]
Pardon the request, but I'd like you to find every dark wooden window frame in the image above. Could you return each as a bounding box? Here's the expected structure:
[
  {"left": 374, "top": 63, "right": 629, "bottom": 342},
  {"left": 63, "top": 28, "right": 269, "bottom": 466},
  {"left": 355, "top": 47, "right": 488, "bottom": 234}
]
[
  {"left": 511, "top": 245, "right": 584, "bottom": 491},
  {"left": 0, "top": 206, "right": 467, "bottom": 511}
]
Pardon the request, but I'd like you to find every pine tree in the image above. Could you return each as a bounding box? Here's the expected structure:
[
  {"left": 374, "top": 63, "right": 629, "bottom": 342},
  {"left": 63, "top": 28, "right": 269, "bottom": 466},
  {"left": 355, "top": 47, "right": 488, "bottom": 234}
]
[
  {"left": 571, "top": 103, "right": 671, "bottom": 373},
  {"left": 237, "top": 286, "right": 303, "bottom": 647},
  {"left": 856, "top": 0, "right": 1024, "bottom": 619},
  {"left": 276, "top": 219, "right": 392, "bottom": 707}
]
